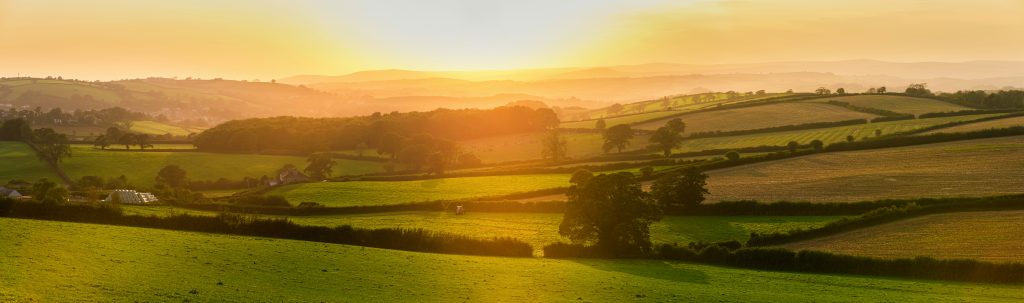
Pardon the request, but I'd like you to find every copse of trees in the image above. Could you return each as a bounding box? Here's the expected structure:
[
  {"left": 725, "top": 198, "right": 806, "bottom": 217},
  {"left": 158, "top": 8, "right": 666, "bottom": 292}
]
[
  {"left": 304, "top": 152, "right": 336, "bottom": 180},
  {"left": 194, "top": 106, "right": 558, "bottom": 154},
  {"left": 939, "top": 90, "right": 1024, "bottom": 109},
  {"left": 650, "top": 168, "right": 710, "bottom": 208}
]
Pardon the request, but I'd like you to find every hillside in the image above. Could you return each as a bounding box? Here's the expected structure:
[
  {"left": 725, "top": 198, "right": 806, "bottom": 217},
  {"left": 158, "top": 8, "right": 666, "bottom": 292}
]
[
  {"left": 632, "top": 102, "right": 877, "bottom": 134},
  {"left": 808, "top": 95, "right": 971, "bottom": 115},
  {"left": 0, "top": 142, "right": 61, "bottom": 183}
]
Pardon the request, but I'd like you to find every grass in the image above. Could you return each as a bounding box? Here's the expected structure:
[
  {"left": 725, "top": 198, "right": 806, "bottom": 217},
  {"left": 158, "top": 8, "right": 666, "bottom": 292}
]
[
  {"left": 0, "top": 79, "right": 122, "bottom": 104},
  {"left": 459, "top": 131, "right": 651, "bottom": 163},
  {"left": 129, "top": 120, "right": 205, "bottom": 136},
  {"left": 921, "top": 115, "right": 1024, "bottom": 135},
  {"left": 0, "top": 142, "right": 60, "bottom": 183},
  {"left": 705, "top": 135, "right": 1024, "bottom": 202},
  {"left": 3, "top": 218, "right": 1021, "bottom": 302},
  {"left": 671, "top": 113, "right": 1004, "bottom": 153},
  {"left": 560, "top": 110, "right": 684, "bottom": 129},
  {"left": 633, "top": 102, "right": 877, "bottom": 133},
  {"left": 781, "top": 210, "right": 1024, "bottom": 262},
  {"left": 810, "top": 95, "right": 971, "bottom": 115},
  {"left": 59, "top": 146, "right": 385, "bottom": 187},
  {"left": 267, "top": 174, "right": 572, "bottom": 207}
]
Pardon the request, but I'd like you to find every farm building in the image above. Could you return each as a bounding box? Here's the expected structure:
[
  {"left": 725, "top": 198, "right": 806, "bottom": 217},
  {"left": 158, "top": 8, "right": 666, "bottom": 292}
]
[
  {"left": 266, "top": 167, "right": 310, "bottom": 187},
  {"left": 103, "top": 189, "right": 159, "bottom": 204},
  {"left": 0, "top": 186, "right": 22, "bottom": 198}
]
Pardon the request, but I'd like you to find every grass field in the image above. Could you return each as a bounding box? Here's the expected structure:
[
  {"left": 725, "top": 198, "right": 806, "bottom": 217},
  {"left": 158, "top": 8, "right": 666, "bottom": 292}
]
[
  {"left": 267, "top": 174, "right": 571, "bottom": 206},
  {"left": 0, "top": 142, "right": 61, "bottom": 183},
  {"left": 0, "top": 79, "right": 122, "bottom": 104},
  {"left": 670, "top": 113, "right": 1003, "bottom": 153},
  {"left": 921, "top": 115, "right": 1024, "bottom": 135},
  {"left": 705, "top": 136, "right": 1024, "bottom": 202},
  {"left": 3, "top": 218, "right": 1021, "bottom": 302},
  {"left": 781, "top": 211, "right": 1024, "bottom": 262},
  {"left": 59, "top": 146, "right": 385, "bottom": 187},
  {"left": 560, "top": 110, "right": 684, "bottom": 129},
  {"left": 129, "top": 120, "right": 205, "bottom": 136},
  {"left": 459, "top": 131, "right": 652, "bottom": 163},
  {"left": 810, "top": 95, "right": 971, "bottom": 115},
  {"left": 633, "top": 102, "right": 877, "bottom": 133}
]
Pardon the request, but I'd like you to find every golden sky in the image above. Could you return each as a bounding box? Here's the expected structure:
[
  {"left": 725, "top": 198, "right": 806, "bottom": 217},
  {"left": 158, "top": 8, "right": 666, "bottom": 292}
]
[{"left": 1, "top": 0, "right": 1022, "bottom": 80}]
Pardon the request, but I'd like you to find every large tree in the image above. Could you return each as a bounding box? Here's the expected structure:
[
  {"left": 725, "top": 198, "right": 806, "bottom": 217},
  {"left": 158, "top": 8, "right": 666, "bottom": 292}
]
[
  {"left": 31, "top": 128, "right": 72, "bottom": 165},
  {"left": 602, "top": 124, "right": 634, "bottom": 153},
  {"left": 559, "top": 172, "right": 663, "bottom": 255},
  {"left": 304, "top": 152, "right": 337, "bottom": 180},
  {"left": 540, "top": 129, "right": 568, "bottom": 163},
  {"left": 156, "top": 165, "right": 188, "bottom": 188},
  {"left": 31, "top": 178, "right": 68, "bottom": 204},
  {"left": 649, "top": 126, "right": 682, "bottom": 157},
  {"left": 377, "top": 132, "right": 405, "bottom": 159},
  {"left": 650, "top": 169, "right": 710, "bottom": 208}
]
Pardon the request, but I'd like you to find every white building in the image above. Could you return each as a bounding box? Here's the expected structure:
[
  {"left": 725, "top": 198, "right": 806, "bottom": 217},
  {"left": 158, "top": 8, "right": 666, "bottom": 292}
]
[
  {"left": 104, "top": 189, "right": 159, "bottom": 204},
  {"left": 0, "top": 187, "right": 22, "bottom": 199}
]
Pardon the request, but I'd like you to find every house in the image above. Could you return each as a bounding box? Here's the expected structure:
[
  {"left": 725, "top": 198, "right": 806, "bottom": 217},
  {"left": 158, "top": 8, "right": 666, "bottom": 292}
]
[
  {"left": 103, "top": 189, "right": 159, "bottom": 204},
  {"left": 0, "top": 186, "right": 22, "bottom": 199},
  {"left": 265, "top": 167, "right": 310, "bottom": 187}
]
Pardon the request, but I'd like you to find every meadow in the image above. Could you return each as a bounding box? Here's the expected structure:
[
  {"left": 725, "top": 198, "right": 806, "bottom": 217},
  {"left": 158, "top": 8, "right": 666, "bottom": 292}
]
[
  {"left": 267, "top": 174, "right": 572, "bottom": 207},
  {"left": 458, "top": 131, "right": 651, "bottom": 163},
  {"left": 633, "top": 102, "right": 877, "bottom": 133},
  {"left": 3, "top": 218, "right": 1021, "bottom": 302},
  {"left": 781, "top": 210, "right": 1024, "bottom": 262},
  {"left": 670, "top": 113, "right": 1003, "bottom": 153},
  {"left": 810, "top": 95, "right": 970, "bottom": 115},
  {"left": 0, "top": 142, "right": 61, "bottom": 183},
  {"left": 705, "top": 135, "right": 1024, "bottom": 202},
  {"left": 560, "top": 110, "right": 684, "bottom": 129},
  {"left": 128, "top": 120, "right": 205, "bottom": 136},
  {"left": 921, "top": 115, "right": 1024, "bottom": 134},
  {"left": 0, "top": 79, "right": 122, "bottom": 104},
  {"left": 59, "top": 146, "right": 385, "bottom": 187}
]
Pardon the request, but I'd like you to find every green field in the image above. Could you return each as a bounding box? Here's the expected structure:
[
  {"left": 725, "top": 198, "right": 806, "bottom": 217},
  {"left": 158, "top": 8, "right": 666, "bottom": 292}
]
[
  {"left": 922, "top": 115, "right": 1024, "bottom": 135},
  {"left": 0, "top": 79, "right": 122, "bottom": 104},
  {"left": 810, "top": 95, "right": 971, "bottom": 115},
  {"left": 129, "top": 120, "right": 206, "bottom": 136},
  {"left": 2, "top": 218, "right": 1021, "bottom": 302},
  {"left": 459, "top": 131, "right": 651, "bottom": 163},
  {"left": 0, "top": 142, "right": 61, "bottom": 183},
  {"left": 706, "top": 136, "right": 1024, "bottom": 202},
  {"left": 782, "top": 210, "right": 1024, "bottom": 262},
  {"left": 59, "top": 146, "right": 385, "bottom": 187},
  {"left": 671, "top": 113, "right": 1003, "bottom": 153},
  {"left": 560, "top": 110, "right": 684, "bottom": 129},
  {"left": 267, "top": 174, "right": 571, "bottom": 206},
  {"left": 633, "top": 102, "right": 877, "bottom": 133}
]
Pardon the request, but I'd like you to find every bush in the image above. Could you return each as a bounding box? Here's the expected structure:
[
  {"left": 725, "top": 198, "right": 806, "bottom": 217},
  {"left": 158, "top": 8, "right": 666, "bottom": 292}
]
[
  {"left": 543, "top": 242, "right": 608, "bottom": 258},
  {"left": 234, "top": 195, "right": 291, "bottom": 207}
]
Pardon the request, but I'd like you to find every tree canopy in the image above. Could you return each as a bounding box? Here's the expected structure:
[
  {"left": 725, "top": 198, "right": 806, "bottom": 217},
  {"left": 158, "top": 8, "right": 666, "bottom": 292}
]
[
  {"left": 559, "top": 172, "right": 663, "bottom": 255},
  {"left": 602, "top": 124, "right": 634, "bottom": 153}
]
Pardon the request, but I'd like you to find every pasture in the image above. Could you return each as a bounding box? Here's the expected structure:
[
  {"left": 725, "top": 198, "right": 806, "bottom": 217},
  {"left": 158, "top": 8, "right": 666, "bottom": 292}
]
[
  {"left": 671, "top": 113, "right": 1002, "bottom": 153},
  {"left": 459, "top": 131, "right": 651, "bottom": 163},
  {"left": 921, "top": 115, "right": 1024, "bottom": 134},
  {"left": 781, "top": 210, "right": 1024, "bottom": 262},
  {"left": 59, "top": 146, "right": 385, "bottom": 187},
  {"left": 129, "top": 120, "right": 205, "bottom": 136},
  {"left": 560, "top": 110, "right": 684, "bottom": 129},
  {"left": 267, "top": 174, "right": 571, "bottom": 207},
  {"left": 633, "top": 102, "right": 877, "bottom": 133},
  {"left": 0, "top": 142, "right": 61, "bottom": 183},
  {"left": 810, "top": 95, "right": 970, "bottom": 115},
  {"left": 3, "top": 218, "right": 1021, "bottom": 302},
  {"left": 705, "top": 135, "right": 1024, "bottom": 202}
]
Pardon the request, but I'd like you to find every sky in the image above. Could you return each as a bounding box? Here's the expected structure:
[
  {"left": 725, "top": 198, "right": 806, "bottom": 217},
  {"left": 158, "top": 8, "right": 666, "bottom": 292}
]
[{"left": 0, "top": 0, "right": 1022, "bottom": 80}]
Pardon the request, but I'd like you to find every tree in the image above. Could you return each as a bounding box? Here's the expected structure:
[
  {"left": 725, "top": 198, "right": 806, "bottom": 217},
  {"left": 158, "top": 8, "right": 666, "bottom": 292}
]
[
  {"left": 725, "top": 151, "right": 740, "bottom": 161},
  {"left": 457, "top": 152, "right": 482, "bottom": 167},
  {"left": 905, "top": 83, "right": 931, "bottom": 96},
  {"left": 426, "top": 152, "right": 446, "bottom": 175},
  {"left": 540, "top": 129, "right": 568, "bottom": 163},
  {"left": 787, "top": 141, "right": 799, "bottom": 153},
  {"left": 559, "top": 172, "right": 662, "bottom": 254},
  {"left": 397, "top": 144, "right": 431, "bottom": 170},
  {"left": 836, "top": 88, "right": 846, "bottom": 94},
  {"left": 756, "top": 90, "right": 766, "bottom": 95},
  {"left": 878, "top": 86, "right": 887, "bottom": 94},
  {"left": 665, "top": 118, "right": 686, "bottom": 134},
  {"left": 595, "top": 119, "right": 606, "bottom": 130},
  {"left": 31, "top": 178, "right": 68, "bottom": 204},
  {"left": 377, "top": 132, "right": 405, "bottom": 159},
  {"left": 607, "top": 103, "right": 625, "bottom": 115},
  {"left": 602, "top": 124, "right": 634, "bottom": 153},
  {"left": 304, "top": 152, "right": 337, "bottom": 180},
  {"left": 31, "top": 128, "right": 71, "bottom": 165},
  {"left": 648, "top": 127, "right": 682, "bottom": 157},
  {"left": 650, "top": 168, "right": 709, "bottom": 208},
  {"left": 875, "top": 129, "right": 883, "bottom": 137},
  {"left": 569, "top": 169, "right": 593, "bottom": 186},
  {"left": 815, "top": 87, "right": 832, "bottom": 95},
  {"left": 118, "top": 133, "right": 135, "bottom": 150},
  {"left": 134, "top": 134, "right": 153, "bottom": 150},
  {"left": 93, "top": 135, "right": 111, "bottom": 150},
  {"left": 0, "top": 118, "right": 31, "bottom": 141},
  {"left": 846, "top": 135, "right": 856, "bottom": 143},
  {"left": 810, "top": 139, "right": 824, "bottom": 151},
  {"left": 156, "top": 165, "right": 188, "bottom": 188}
]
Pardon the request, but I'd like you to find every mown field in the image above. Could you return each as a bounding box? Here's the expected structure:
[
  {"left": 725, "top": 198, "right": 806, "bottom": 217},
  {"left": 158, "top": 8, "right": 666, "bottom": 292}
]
[
  {"left": 459, "top": 131, "right": 651, "bottom": 163},
  {"left": 59, "top": 146, "right": 385, "bottom": 187},
  {"left": 633, "top": 102, "right": 877, "bottom": 133},
  {"left": 129, "top": 120, "right": 205, "bottom": 136},
  {"left": 3, "top": 218, "right": 1021, "bottom": 302},
  {"left": 781, "top": 210, "right": 1024, "bottom": 262},
  {"left": 921, "top": 115, "right": 1024, "bottom": 135},
  {"left": 670, "top": 113, "right": 1003, "bottom": 153},
  {"left": 705, "top": 136, "right": 1024, "bottom": 202},
  {"left": 809, "top": 95, "right": 971, "bottom": 115},
  {"left": 0, "top": 142, "right": 61, "bottom": 183},
  {"left": 560, "top": 110, "right": 684, "bottom": 129},
  {"left": 267, "top": 174, "right": 571, "bottom": 207}
]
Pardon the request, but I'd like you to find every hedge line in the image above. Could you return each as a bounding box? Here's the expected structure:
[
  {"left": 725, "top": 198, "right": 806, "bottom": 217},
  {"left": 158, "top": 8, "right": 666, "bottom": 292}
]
[
  {"left": 688, "top": 119, "right": 868, "bottom": 139},
  {"left": 0, "top": 199, "right": 533, "bottom": 257}
]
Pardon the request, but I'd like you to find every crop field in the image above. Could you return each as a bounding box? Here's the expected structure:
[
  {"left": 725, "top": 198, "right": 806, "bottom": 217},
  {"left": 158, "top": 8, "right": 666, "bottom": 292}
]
[
  {"left": 129, "top": 120, "right": 206, "bottom": 136},
  {"left": 459, "top": 131, "right": 651, "bottom": 163},
  {"left": 560, "top": 110, "right": 684, "bottom": 129},
  {"left": 810, "top": 95, "right": 970, "bottom": 115},
  {"left": 633, "top": 102, "right": 877, "bottom": 133},
  {"left": 670, "top": 113, "right": 1003, "bottom": 153},
  {"left": 267, "top": 174, "right": 571, "bottom": 207},
  {"left": 0, "top": 142, "right": 61, "bottom": 183},
  {"left": 705, "top": 135, "right": 1024, "bottom": 202},
  {"left": 921, "top": 115, "right": 1024, "bottom": 134},
  {"left": 59, "top": 146, "right": 385, "bottom": 187},
  {"left": 3, "top": 218, "right": 1020, "bottom": 302},
  {"left": 781, "top": 211, "right": 1024, "bottom": 262}
]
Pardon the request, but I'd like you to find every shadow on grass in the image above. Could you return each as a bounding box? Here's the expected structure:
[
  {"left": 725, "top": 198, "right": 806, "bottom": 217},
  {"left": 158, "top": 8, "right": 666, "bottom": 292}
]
[{"left": 570, "top": 259, "right": 709, "bottom": 284}]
